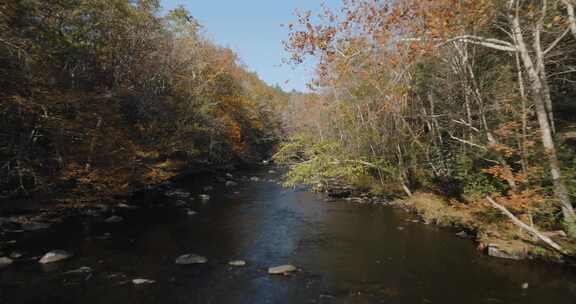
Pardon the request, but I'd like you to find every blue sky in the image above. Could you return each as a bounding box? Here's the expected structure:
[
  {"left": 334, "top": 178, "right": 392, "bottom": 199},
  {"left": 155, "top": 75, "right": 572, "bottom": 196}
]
[{"left": 161, "top": 0, "right": 340, "bottom": 92}]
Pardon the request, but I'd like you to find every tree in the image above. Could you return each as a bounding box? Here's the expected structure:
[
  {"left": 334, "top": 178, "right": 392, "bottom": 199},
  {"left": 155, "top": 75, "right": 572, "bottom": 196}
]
[{"left": 285, "top": 0, "right": 576, "bottom": 225}]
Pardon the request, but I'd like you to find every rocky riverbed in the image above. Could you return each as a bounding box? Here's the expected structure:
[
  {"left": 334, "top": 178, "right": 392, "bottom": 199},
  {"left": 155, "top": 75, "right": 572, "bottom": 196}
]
[{"left": 1, "top": 168, "right": 576, "bottom": 304}]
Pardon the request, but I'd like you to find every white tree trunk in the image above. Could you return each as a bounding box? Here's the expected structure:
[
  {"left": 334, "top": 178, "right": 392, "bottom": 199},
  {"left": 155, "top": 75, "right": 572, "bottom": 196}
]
[
  {"left": 510, "top": 6, "right": 576, "bottom": 222},
  {"left": 563, "top": 0, "right": 576, "bottom": 38},
  {"left": 486, "top": 196, "right": 566, "bottom": 254}
]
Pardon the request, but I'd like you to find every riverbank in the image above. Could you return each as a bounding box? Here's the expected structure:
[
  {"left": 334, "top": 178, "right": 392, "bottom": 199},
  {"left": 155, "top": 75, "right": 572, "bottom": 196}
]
[
  {"left": 0, "top": 165, "right": 272, "bottom": 270},
  {"left": 0, "top": 153, "right": 266, "bottom": 239},
  {"left": 318, "top": 180, "right": 576, "bottom": 265}
]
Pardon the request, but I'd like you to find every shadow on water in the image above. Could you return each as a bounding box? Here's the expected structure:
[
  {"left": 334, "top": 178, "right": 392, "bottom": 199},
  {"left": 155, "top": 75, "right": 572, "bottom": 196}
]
[{"left": 1, "top": 168, "right": 576, "bottom": 304}]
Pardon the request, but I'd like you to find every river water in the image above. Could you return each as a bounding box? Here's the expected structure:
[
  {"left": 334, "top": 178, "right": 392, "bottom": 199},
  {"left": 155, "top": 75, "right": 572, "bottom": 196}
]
[{"left": 1, "top": 169, "right": 576, "bottom": 303}]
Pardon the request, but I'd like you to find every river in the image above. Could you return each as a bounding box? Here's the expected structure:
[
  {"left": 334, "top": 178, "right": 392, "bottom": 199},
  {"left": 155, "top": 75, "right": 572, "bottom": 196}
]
[{"left": 1, "top": 168, "right": 576, "bottom": 303}]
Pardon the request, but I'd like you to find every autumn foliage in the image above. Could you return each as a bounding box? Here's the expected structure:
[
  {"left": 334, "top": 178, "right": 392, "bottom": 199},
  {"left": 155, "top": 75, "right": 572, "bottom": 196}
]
[
  {"left": 0, "top": 0, "right": 286, "bottom": 200},
  {"left": 278, "top": 0, "right": 576, "bottom": 240}
]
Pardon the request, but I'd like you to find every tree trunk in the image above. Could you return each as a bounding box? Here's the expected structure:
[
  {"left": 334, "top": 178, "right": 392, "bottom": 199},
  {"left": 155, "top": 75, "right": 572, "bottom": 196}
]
[
  {"left": 534, "top": 1, "right": 555, "bottom": 133},
  {"left": 563, "top": 0, "right": 576, "bottom": 38},
  {"left": 486, "top": 196, "right": 566, "bottom": 254},
  {"left": 510, "top": 9, "right": 576, "bottom": 222}
]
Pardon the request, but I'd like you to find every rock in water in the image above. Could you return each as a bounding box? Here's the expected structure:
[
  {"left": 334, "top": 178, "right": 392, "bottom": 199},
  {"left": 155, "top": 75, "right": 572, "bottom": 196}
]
[
  {"left": 455, "top": 231, "right": 469, "bottom": 238},
  {"left": 186, "top": 209, "right": 198, "bottom": 216},
  {"left": 118, "top": 203, "right": 138, "bottom": 209},
  {"left": 199, "top": 194, "right": 210, "bottom": 201},
  {"left": 39, "top": 250, "right": 72, "bottom": 264},
  {"left": 0, "top": 257, "right": 13, "bottom": 269},
  {"left": 165, "top": 189, "right": 191, "bottom": 199},
  {"left": 22, "top": 222, "right": 51, "bottom": 231},
  {"left": 173, "top": 200, "right": 187, "bottom": 207},
  {"left": 487, "top": 246, "right": 524, "bottom": 260},
  {"left": 203, "top": 186, "right": 213, "bottom": 192},
  {"left": 250, "top": 177, "right": 260, "bottom": 182},
  {"left": 228, "top": 260, "right": 246, "bottom": 266},
  {"left": 268, "top": 264, "right": 296, "bottom": 275},
  {"left": 225, "top": 181, "right": 238, "bottom": 187},
  {"left": 65, "top": 266, "right": 92, "bottom": 274},
  {"left": 104, "top": 215, "right": 124, "bottom": 223},
  {"left": 132, "top": 278, "right": 155, "bottom": 285},
  {"left": 175, "top": 254, "right": 208, "bottom": 265}
]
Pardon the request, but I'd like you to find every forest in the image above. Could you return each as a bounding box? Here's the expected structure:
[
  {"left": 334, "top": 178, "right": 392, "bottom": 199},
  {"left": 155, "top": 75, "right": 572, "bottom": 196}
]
[
  {"left": 276, "top": 0, "right": 576, "bottom": 259},
  {"left": 0, "top": 0, "right": 287, "bottom": 205}
]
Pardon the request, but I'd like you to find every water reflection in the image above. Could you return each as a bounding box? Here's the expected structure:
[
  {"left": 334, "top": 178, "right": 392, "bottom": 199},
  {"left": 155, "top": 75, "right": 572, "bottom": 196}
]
[{"left": 1, "top": 169, "right": 575, "bottom": 304}]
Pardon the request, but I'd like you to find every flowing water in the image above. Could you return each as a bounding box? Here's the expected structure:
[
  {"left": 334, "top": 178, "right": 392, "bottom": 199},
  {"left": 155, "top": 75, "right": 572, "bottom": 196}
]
[{"left": 1, "top": 169, "right": 576, "bottom": 304}]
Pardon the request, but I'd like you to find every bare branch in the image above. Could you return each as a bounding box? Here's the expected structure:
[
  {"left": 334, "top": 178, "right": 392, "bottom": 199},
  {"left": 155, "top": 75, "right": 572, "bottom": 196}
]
[
  {"left": 437, "top": 35, "right": 517, "bottom": 52},
  {"left": 486, "top": 196, "right": 567, "bottom": 255},
  {"left": 400, "top": 36, "right": 517, "bottom": 52},
  {"left": 451, "top": 119, "right": 481, "bottom": 133},
  {"left": 449, "top": 133, "right": 488, "bottom": 150},
  {"left": 543, "top": 27, "right": 571, "bottom": 55}
]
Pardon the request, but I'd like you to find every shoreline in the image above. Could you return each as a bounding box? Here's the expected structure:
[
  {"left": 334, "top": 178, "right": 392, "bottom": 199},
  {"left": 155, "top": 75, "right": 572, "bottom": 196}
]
[
  {"left": 317, "top": 182, "right": 575, "bottom": 266},
  {"left": 0, "top": 163, "right": 256, "bottom": 258}
]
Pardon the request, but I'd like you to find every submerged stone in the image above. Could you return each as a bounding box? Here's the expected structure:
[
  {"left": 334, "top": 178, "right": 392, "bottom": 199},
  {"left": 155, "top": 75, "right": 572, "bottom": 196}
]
[
  {"left": 104, "top": 215, "right": 124, "bottom": 223},
  {"left": 166, "top": 189, "right": 191, "bottom": 199},
  {"left": 225, "top": 181, "right": 238, "bottom": 187},
  {"left": 228, "top": 260, "right": 246, "bottom": 266},
  {"left": 63, "top": 266, "right": 93, "bottom": 277},
  {"left": 117, "top": 203, "right": 138, "bottom": 209},
  {"left": 456, "top": 231, "right": 469, "bottom": 238},
  {"left": 0, "top": 257, "right": 13, "bottom": 269},
  {"left": 174, "top": 200, "right": 187, "bottom": 207},
  {"left": 22, "top": 222, "right": 51, "bottom": 231},
  {"left": 175, "top": 254, "right": 208, "bottom": 265},
  {"left": 132, "top": 278, "right": 155, "bottom": 285}
]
